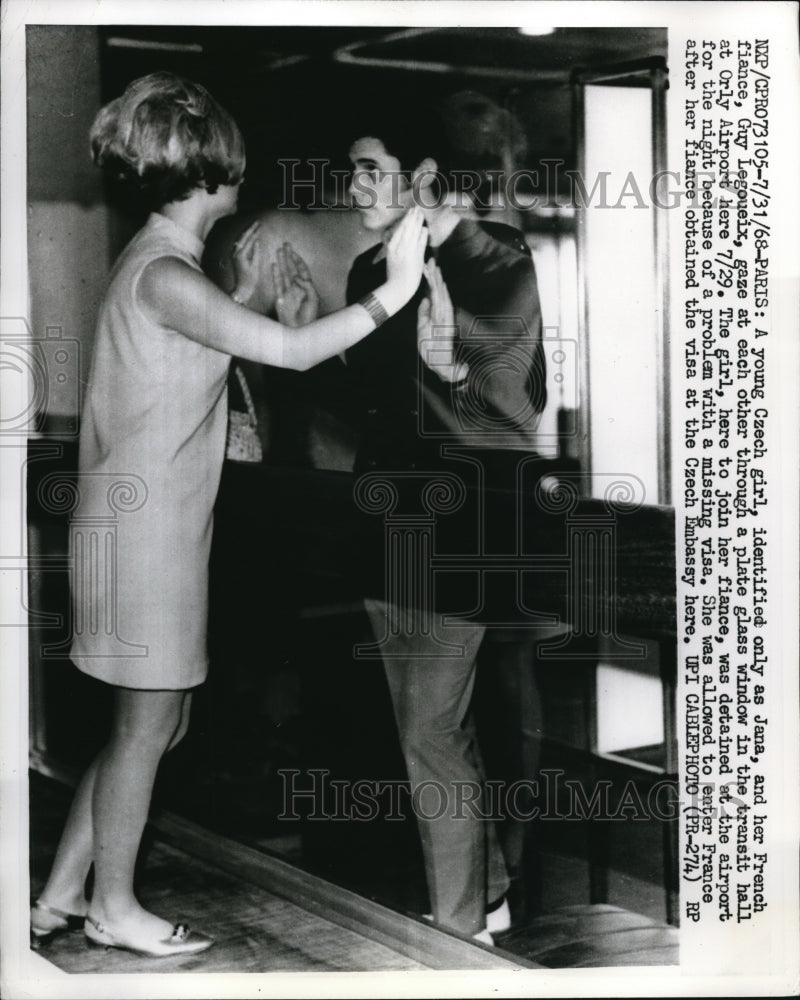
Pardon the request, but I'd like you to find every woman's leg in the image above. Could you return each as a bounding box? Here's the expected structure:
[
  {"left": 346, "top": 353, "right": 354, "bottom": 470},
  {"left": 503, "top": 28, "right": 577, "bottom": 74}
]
[
  {"left": 87, "top": 686, "right": 189, "bottom": 942},
  {"left": 34, "top": 687, "right": 191, "bottom": 934},
  {"left": 33, "top": 758, "right": 97, "bottom": 926}
]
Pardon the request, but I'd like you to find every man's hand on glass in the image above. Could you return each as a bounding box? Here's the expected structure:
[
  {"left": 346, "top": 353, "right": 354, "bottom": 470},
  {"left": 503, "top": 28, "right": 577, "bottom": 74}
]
[{"left": 417, "top": 260, "right": 469, "bottom": 384}]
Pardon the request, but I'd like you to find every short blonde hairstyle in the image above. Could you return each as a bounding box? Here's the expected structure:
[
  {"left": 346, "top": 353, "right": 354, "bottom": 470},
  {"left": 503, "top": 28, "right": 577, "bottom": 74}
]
[{"left": 90, "top": 72, "right": 245, "bottom": 206}]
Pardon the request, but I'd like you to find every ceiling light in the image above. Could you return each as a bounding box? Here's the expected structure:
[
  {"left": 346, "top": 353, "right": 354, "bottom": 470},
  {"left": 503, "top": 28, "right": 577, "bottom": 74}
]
[
  {"left": 517, "top": 26, "right": 556, "bottom": 37},
  {"left": 106, "top": 37, "right": 203, "bottom": 53}
]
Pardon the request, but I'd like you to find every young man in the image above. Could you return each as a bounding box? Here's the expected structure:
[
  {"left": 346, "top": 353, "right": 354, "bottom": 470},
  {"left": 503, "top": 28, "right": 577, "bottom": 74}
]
[{"left": 340, "top": 105, "right": 547, "bottom": 942}]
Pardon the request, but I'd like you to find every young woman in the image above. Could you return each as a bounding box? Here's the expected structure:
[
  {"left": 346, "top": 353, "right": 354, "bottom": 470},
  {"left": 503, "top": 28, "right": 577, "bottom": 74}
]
[{"left": 29, "top": 71, "right": 426, "bottom": 958}]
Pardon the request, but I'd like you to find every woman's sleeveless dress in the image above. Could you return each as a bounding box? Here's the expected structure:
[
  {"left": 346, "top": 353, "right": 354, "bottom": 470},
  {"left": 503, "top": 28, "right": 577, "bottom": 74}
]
[{"left": 69, "top": 212, "right": 230, "bottom": 689}]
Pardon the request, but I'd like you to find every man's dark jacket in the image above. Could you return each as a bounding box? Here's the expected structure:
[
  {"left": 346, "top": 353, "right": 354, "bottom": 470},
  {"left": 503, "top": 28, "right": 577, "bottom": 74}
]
[{"left": 343, "top": 217, "right": 547, "bottom": 475}]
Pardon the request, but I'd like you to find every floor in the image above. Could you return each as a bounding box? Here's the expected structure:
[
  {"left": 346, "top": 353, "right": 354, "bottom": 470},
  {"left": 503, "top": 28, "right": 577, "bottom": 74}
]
[
  {"left": 29, "top": 771, "right": 678, "bottom": 974},
  {"left": 29, "top": 591, "right": 680, "bottom": 972},
  {"left": 156, "top": 610, "right": 679, "bottom": 932},
  {"left": 29, "top": 773, "right": 427, "bottom": 974}
]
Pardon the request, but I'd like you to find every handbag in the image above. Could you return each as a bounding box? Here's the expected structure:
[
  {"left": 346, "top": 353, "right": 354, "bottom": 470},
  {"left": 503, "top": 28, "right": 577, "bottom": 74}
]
[{"left": 225, "top": 364, "right": 264, "bottom": 463}]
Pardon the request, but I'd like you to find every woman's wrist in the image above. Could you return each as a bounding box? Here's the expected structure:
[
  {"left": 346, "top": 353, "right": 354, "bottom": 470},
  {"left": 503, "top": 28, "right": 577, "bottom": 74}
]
[
  {"left": 370, "top": 279, "right": 409, "bottom": 322},
  {"left": 356, "top": 291, "right": 390, "bottom": 327}
]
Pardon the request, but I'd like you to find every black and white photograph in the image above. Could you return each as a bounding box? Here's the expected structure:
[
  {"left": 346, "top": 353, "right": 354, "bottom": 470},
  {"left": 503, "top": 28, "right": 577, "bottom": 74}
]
[{"left": 1, "top": 2, "right": 798, "bottom": 997}]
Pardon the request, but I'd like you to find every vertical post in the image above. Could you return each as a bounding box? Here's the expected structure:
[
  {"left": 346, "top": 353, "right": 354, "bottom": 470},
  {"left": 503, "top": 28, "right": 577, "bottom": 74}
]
[
  {"left": 651, "top": 64, "right": 671, "bottom": 505},
  {"left": 660, "top": 638, "right": 679, "bottom": 924},
  {"left": 572, "top": 73, "right": 593, "bottom": 487}
]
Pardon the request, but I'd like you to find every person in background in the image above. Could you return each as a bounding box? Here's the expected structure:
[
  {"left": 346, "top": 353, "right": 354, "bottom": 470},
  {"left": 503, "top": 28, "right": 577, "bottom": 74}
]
[
  {"left": 29, "top": 71, "right": 426, "bottom": 959},
  {"left": 437, "top": 89, "right": 529, "bottom": 229},
  {"left": 203, "top": 205, "right": 375, "bottom": 470}
]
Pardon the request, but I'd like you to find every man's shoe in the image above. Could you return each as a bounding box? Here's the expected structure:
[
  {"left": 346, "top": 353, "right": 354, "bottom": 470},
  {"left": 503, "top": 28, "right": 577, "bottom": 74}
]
[
  {"left": 422, "top": 897, "right": 510, "bottom": 935},
  {"left": 485, "top": 897, "right": 511, "bottom": 934}
]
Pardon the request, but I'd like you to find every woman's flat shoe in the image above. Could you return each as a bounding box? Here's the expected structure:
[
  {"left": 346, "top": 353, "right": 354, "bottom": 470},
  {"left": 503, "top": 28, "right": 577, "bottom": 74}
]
[
  {"left": 30, "top": 900, "right": 87, "bottom": 946},
  {"left": 84, "top": 914, "right": 214, "bottom": 958}
]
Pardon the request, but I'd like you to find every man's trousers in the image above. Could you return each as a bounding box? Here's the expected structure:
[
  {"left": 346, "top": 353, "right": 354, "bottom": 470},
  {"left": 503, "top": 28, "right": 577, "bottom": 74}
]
[{"left": 364, "top": 598, "right": 510, "bottom": 936}]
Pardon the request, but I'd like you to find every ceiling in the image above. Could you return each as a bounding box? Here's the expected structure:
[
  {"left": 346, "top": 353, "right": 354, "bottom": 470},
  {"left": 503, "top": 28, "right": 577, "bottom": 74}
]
[
  {"left": 94, "top": 24, "right": 668, "bottom": 207},
  {"left": 101, "top": 25, "right": 667, "bottom": 83}
]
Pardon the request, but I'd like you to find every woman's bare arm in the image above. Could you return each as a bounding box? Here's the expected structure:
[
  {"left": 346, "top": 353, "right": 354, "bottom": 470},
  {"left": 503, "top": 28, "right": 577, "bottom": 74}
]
[{"left": 138, "top": 208, "right": 427, "bottom": 371}]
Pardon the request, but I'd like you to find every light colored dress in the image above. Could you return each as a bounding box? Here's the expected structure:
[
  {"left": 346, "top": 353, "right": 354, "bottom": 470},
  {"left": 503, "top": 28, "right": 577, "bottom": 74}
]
[{"left": 69, "top": 212, "right": 230, "bottom": 689}]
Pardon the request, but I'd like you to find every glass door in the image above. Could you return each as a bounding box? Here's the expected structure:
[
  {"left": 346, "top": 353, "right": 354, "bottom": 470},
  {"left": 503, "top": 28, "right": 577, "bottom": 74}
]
[{"left": 573, "top": 59, "right": 669, "bottom": 505}]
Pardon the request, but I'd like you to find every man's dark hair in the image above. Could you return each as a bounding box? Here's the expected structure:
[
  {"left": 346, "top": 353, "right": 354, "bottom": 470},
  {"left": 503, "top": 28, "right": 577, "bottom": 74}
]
[
  {"left": 348, "top": 90, "right": 527, "bottom": 198},
  {"left": 347, "top": 104, "right": 447, "bottom": 177}
]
